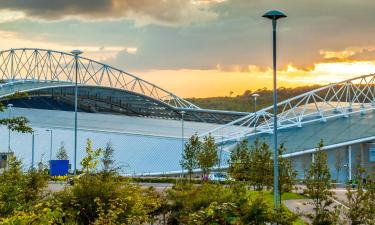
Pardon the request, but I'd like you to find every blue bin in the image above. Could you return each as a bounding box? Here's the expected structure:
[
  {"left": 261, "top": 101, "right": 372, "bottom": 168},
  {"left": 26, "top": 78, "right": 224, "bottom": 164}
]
[{"left": 50, "top": 160, "right": 69, "bottom": 176}]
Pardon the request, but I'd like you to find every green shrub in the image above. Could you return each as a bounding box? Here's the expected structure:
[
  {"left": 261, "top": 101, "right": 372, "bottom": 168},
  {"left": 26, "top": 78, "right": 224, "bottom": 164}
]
[
  {"left": 167, "top": 183, "right": 298, "bottom": 225},
  {"left": 0, "top": 156, "right": 48, "bottom": 216}
]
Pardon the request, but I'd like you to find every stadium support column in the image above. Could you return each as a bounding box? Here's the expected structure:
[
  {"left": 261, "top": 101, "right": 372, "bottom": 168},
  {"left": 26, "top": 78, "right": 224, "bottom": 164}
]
[
  {"left": 360, "top": 143, "right": 364, "bottom": 168},
  {"left": 348, "top": 145, "right": 352, "bottom": 181}
]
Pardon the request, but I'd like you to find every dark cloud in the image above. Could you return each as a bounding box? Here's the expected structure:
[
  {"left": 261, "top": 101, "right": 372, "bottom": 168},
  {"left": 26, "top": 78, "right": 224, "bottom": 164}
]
[
  {"left": 0, "top": 0, "right": 219, "bottom": 26},
  {"left": 112, "top": 0, "right": 375, "bottom": 71},
  {"left": 2, "top": 0, "right": 375, "bottom": 71}
]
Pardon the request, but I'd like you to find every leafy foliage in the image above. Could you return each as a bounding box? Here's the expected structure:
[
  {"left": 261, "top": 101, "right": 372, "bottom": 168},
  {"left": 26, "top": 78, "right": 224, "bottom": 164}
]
[
  {"left": 346, "top": 165, "right": 375, "bottom": 224},
  {"left": 228, "top": 140, "right": 296, "bottom": 200},
  {"left": 100, "top": 141, "right": 120, "bottom": 179},
  {"left": 80, "top": 139, "right": 102, "bottom": 173},
  {"left": 187, "top": 85, "right": 322, "bottom": 112},
  {"left": 0, "top": 93, "right": 33, "bottom": 134},
  {"left": 180, "top": 134, "right": 201, "bottom": 181},
  {"left": 56, "top": 141, "right": 69, "bottom": 160},
  {"left": 248, "top": 140, "right": 273, "bottom": 190},
  {"left": 197, "top": 135, "right": 219, "bottom": 179},
  {"left": 278, "top": 144, "right": 297, "bottom": 204},
  {"left": 181, "top": 134, "right": 223, "bottom": 181},
  {"left": 228, "top": 139, "right": 250, "bottom": 182},
  {"left": 167, "top": 183, "right": 298, "bottom": 225},
  {"left": 304, "top": 140, "right": 337, "bottom": 225},
  {"left": 0, "top": 155, "right": 48, "bottom": 217}
]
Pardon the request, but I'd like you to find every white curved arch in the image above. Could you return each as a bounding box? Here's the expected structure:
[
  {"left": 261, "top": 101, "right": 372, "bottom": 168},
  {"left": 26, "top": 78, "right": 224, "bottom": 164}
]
[
  {"left": 202, "top": 73, "right": 375, "bottom": 142},
  {"left": 0, "top": 48, "right": 199, "bottom": 109}
]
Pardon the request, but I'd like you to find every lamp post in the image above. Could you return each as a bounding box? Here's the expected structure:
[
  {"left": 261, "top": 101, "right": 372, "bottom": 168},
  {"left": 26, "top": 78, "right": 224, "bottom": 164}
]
[
  {"left": 180, "top": 110, "right": 185, "bottom": 178},
  {"left": 262, "top": 10, "right": 286, "bottom": 209},
  {"left": 71, "top": 49, "right": 83, "bottom": 175},
  {"left": 46, "top": 129, "right": 53, "bottom": 162},
  {"left": 31, "top": 131, "right": 36, "bottom": 169},
  {"left": 7, "top": 103, "right": 13, "bottom": 152},
  {"left": 219, "top": 135, "right": 223, "bottom": 170},
  {"left": 251, "top": 93, "right": 259, "bottom": 133}
]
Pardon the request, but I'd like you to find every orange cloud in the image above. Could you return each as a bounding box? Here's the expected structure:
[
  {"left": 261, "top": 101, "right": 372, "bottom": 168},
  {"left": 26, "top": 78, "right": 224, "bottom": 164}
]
[{"left": 134, "top": 60, "right": 375, "bottom": 98}]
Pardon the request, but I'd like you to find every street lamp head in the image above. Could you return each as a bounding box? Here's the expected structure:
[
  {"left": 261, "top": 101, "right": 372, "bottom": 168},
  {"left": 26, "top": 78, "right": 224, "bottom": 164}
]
[
  {"left": 180, "top": 111, "right": 186, "bottom": 115},
  {"left": 262, "top": 10, "right": 287, "bottom": 20},
  {"left": 251, "top": 93, "right": 260, "bottom": 98},
  {"left": 70, "top": 49, "right": 83, "bottom": 56}
]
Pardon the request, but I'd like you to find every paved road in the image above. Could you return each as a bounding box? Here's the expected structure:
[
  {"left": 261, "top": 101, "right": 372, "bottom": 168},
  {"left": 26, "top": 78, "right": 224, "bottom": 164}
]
[
  {"left": 46, "top": 183, "right": 68, "bottom": 192},
  {"left": 46, "top": 182, "right": 174, "bottom": 193},
  {"left": 285, "top": 185, "right": 351, "bottom": 224}
]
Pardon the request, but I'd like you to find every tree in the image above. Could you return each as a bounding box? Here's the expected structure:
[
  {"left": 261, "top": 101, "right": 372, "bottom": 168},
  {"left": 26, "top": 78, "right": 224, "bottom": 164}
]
[
  {"left": 334, "top": 149, "right": 344, "bottom": 182},
  {"left": 346, "top": 165, "right": 375, "bottom": 224},
  {"left": 180, "top": 134, "right": 201, "bottom": 181},
  {"left": 0, "top": 96, "right": 33, "bottom": 156},
  {"left": 228, "top": 139, "right": 250, "bottom": 181},
  {"left": 278, "top": 144, "right": 297, "bottom": 205},
  {"left": 0, "top": 96, "right": 32, "bottom": 135},
  {"left": 101, "top": 141, "right": 119, "bottom": 179},
  {"left": 301, "top": 154, "right": 311, "bottom": 179},
  {"left": 197, "top": 135, "right": 218, "bottom": 179},
  {"left": 248, "top": 140, "right": 273, "bottom": 190},
  {"left": 56, "top": 142, "right": 68, "bottom": 160},
  {"left": 346, "top": 165, "right": 368, "bottom": 225},
  {"left": 0, "top": 155, "right": 47, "bottom": 216},
  {"left": 304, "top": 140, "right": 337, "bottom": 225},
  {"left": 80, "top": 139, "right": 102, "bottom": 174}
]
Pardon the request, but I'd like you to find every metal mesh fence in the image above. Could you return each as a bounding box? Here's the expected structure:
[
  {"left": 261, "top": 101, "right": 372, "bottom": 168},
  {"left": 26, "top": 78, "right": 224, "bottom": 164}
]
[{"left": 0, "top": 107, "right": 230, "bottom": 176}]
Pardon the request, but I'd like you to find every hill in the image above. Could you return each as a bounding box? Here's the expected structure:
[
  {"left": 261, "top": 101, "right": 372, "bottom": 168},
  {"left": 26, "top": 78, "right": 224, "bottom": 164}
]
[{"left": 187, "top": 85, "right": 323, "bottom": 112}]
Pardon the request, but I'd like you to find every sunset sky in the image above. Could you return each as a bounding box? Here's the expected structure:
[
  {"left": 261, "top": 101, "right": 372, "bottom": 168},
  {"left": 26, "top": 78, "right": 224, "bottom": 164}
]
[{"left": 1, "top": 0, "right": 375, "bottom": 97}]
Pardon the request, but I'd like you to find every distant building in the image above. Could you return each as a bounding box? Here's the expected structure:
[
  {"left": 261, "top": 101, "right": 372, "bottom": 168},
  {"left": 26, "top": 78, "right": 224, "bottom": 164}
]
[{"left": 0, "top": 152, "right": 13, "bottom": 171}]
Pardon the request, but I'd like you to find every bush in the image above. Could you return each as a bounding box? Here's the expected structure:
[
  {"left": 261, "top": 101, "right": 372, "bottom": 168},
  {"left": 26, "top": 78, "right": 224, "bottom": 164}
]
[
  {"left": 166, "top": 183, "right": 298, "bottom": 225},
  {"left": 0, "top": 156, "right": 48, "bottom": 216},
  {"left": 53, "top": 176, "right": 164, "bottom": 224}
]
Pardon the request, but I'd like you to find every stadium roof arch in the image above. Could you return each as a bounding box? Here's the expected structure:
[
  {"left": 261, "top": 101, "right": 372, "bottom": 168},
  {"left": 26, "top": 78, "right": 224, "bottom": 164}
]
[
  {"left": 202, "top": 73, "right": 375, "bottom": 157},
  {"left": 0, "top": 48, "right": 247, "bottom": 123}
]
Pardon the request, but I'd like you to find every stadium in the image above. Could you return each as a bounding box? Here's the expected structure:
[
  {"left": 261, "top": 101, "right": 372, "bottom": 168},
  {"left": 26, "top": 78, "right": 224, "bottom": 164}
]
[{"left": 0, "top": 48, "right": 374, "bottom": 181}]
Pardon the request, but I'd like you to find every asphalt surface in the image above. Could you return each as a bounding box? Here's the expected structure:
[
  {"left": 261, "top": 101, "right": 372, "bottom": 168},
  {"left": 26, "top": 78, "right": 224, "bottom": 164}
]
[{"left": 46, "top": 182, "right": 174, "bottom": 193}]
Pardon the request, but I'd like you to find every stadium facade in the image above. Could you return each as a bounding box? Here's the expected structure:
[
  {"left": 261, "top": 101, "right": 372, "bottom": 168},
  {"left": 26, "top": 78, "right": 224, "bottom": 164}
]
[{"left": 0, "top": 48, "right": 374, "bottom": 181}]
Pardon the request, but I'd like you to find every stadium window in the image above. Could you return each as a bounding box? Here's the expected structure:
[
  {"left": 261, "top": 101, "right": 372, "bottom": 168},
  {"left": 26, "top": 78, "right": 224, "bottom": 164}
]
[{"left": 370, "top": 148, "right": 375, "bottom": 162}]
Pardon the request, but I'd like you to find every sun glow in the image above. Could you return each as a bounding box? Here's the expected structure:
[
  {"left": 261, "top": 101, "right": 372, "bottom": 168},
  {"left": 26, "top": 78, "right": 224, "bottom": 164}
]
[{"left": 135, "top": 61, "right": 375, "bottom": 98}]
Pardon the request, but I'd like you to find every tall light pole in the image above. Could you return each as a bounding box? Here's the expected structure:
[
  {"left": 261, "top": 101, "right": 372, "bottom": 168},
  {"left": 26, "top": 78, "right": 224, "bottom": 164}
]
[
  {"left": 71, "top": 49, "right": 83, "bottom": 175},
  {"left": 219, "top": 135, "right": 223, "bottom": 170},
  {"left": 7, "top": 103, "right": 13, "bottom": 152},
  {"left": 251, "top": 93, "right": 260, "bottom": 133},
  {"left": 31, "top": 131, "right": 36, "bottom": 169},
  {"left": 46, "top": 129, "right": 53, "bottom": 162},
  {"left": 180, "top": 110, "right": 185, "bottom": 178},
  {"left": 262, "top": 10, "right": 286, "bottom": 209}
]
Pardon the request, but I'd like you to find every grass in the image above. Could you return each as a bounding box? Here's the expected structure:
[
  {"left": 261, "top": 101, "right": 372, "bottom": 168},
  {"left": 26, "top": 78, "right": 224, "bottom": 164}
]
[
  {"left": 249, "top": 191, "right": 307, "bottom": 202},
  {"left": 294, "top": 218, "right": 307, "bottom": 225},
  {"left": 247, "top": 190, "right": 308, "bottom": 225}
]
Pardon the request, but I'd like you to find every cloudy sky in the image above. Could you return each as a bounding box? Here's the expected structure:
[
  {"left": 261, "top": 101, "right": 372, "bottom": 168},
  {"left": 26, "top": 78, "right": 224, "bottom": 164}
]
[{"left": 0, "top": 0, "right": 375, "bottom": 97}]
